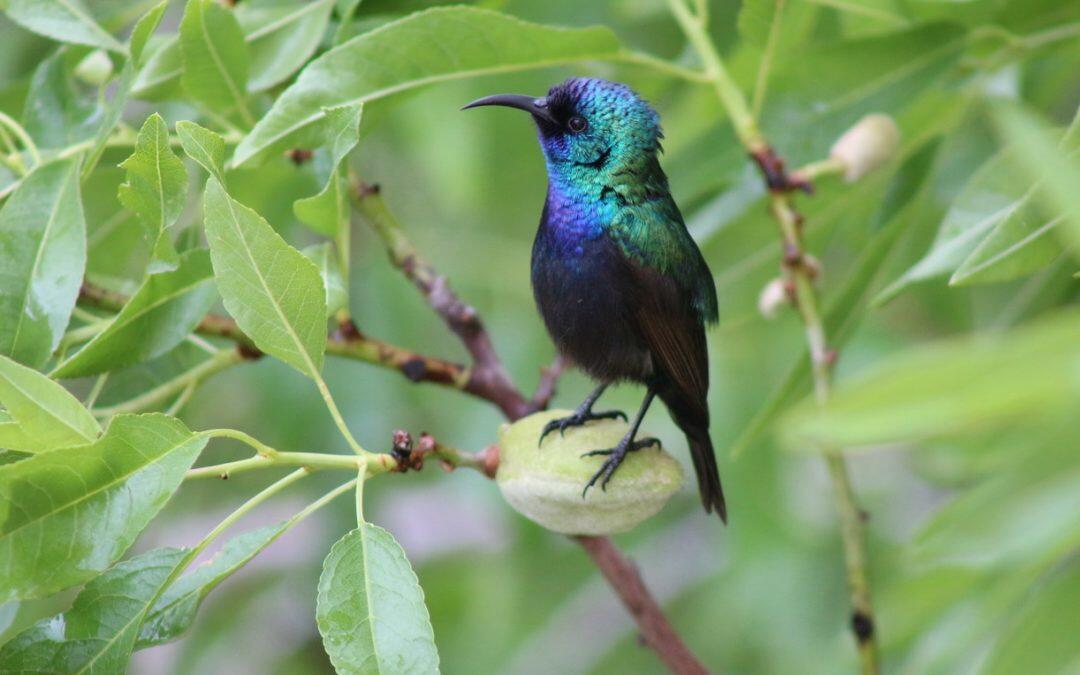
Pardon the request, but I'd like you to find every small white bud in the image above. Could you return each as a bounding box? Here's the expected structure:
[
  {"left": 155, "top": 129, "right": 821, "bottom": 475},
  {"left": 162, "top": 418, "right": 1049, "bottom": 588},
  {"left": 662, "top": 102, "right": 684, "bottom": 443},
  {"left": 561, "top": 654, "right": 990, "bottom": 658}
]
[
  {"left": 758, "top": 278, "right": 788, "bottom": 319},
  {"left": 829, "top": 114, "right": 900, "bottom": 182},
  {"left": 74, "top": 50, "right": 113, "bottom": 87}
]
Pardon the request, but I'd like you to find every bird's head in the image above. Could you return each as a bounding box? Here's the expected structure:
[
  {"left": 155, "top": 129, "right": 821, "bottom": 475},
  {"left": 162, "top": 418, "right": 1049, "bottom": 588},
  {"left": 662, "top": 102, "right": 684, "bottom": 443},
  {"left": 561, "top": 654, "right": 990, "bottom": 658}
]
[{"left": 464, "top": 77, "right": 662, "bottom": 175}]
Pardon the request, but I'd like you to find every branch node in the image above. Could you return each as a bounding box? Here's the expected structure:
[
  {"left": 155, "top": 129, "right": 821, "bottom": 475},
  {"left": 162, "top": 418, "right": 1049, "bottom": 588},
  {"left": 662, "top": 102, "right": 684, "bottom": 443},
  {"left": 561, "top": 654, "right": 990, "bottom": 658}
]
[{"left": 750, "top": 146, "right": 814, "bottom": 194}]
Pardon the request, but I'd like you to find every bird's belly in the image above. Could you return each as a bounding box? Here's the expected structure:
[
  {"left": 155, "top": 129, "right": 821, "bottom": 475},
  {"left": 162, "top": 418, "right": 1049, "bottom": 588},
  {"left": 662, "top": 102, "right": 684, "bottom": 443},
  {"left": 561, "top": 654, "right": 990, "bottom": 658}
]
[{"left": 531, "top": 241, "right": 652, "bottom": 383}]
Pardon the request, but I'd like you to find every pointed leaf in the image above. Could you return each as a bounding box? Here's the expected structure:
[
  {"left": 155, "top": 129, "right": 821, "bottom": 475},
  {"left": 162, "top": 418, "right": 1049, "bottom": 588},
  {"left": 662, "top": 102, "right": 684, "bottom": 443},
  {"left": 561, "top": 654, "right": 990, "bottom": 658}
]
[
  {"left": 233, "top": 6, "right": 621, "bottom": 166},
  {"left": 203, "top": 178, "right": 326, "bottom": 377},
  {"left": 179, "top": 0, "right": 251, "bottom": 122},
  {"left": 117, "top": 113, "right": 189, "bottom": 245},
  {"left": 0, "top": 548, "right": 187, "bottom": 674},
  {"left": 238, "top": 0, "right": 336, "bottom": 92},
  {"left": 0, "top": 354, "right": 100, "bottom": 452},
  {"left": 317, "top": 525, "right": 439, "bottom": 675},
  {"left": 0, "top": 414, "right": 206, "bottom": 601},
  {"left": 129, "top": 0, "right": 168, "bottom": 65},
  {"left": 176, "top": 120, "right": 225, "bottom": 182},
  {"left": 0, "top": 158, "right": 86, "bottom": 367},
  {"left": 4, "top": 0, "right": 125, "bottom": 53},
  {"left": 52, "top": 250, "right": 217, "bottom": 378},
  {"left": 137, "top": 522, "right": 288, "bottom": 648}
]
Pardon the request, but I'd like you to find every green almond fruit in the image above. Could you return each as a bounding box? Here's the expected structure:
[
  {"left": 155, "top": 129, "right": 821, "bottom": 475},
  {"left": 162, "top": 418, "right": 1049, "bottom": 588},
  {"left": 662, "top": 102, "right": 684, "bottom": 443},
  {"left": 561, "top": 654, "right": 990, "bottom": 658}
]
[{"left": 496, "top": 409, "right": 683, "bottom": 535}]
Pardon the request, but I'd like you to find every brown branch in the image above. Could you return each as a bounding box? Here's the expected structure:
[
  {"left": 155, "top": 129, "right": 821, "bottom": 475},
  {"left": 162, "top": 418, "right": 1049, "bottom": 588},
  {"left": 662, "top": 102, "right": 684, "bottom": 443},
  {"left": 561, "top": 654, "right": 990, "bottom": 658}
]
[
  {"left": 576, "top": 536, "right": 710, "bottom": 674},
  {"left": 529, "top": 355, "right": 567, "bottom": 412},
  {"left": 350, "top": 180, "right": 531, "bottom": 420}
]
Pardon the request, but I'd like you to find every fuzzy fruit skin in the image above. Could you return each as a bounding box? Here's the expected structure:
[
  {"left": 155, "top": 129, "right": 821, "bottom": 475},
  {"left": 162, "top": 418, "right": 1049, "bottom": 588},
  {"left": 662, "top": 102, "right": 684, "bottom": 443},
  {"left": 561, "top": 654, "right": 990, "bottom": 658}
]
[{"left": 496, "top": 409, "right": 684, "bottom": 535}]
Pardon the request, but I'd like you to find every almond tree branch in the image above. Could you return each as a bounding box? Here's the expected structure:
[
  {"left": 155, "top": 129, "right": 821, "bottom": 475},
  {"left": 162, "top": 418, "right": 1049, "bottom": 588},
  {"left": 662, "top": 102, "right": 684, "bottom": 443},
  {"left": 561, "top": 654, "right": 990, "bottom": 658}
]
[{"left": 350, "top": 179, "right": 534, "bottom": 420}]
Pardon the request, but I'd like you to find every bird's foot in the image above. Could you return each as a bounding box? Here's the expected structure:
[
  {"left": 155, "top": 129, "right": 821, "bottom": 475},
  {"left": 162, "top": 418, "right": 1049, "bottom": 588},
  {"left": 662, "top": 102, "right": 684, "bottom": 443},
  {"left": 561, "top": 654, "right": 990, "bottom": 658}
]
[
  {"left": 538, "top": 409, "right": 627, "bottom": 446},
  {"left": 581, "top": 437, "right": 661, "bottom": 497}
]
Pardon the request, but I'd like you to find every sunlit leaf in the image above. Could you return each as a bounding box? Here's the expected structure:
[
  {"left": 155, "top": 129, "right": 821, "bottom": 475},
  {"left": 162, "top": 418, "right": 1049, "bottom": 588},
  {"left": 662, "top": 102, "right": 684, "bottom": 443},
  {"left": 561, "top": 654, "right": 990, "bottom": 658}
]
[
  {"left": 233, "top": 6, "right": 622, "bottom": 166},
  {"left": 0, "top": 354, "right": 100, "bottom": 452},
  {"left": 0, "top": 158, "right": 86, "bottom": 368},
  {"left": 0, "top": 548, "right": 187, "bottom": 673},
  {"left": 203, "top": 178, "right": 326, "bottom": 377},
  {"left": 0, "top": 414, "right": 206, "bottom": 601},
  {"left": 52, "top": 250, "right": 216, "bottom": 378},
  {"left": 317, "top": 525, "right": 439, "bottom": 675}
]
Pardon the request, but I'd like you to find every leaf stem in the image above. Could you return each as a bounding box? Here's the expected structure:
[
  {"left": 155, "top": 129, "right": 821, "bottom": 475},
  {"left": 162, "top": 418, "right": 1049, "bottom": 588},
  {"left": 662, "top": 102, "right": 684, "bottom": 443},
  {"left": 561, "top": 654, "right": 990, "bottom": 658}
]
[
  {"left": 0, "top": 110, "right": 40, "bottom": 168},
  {"left": 312, "top": 371, "right": 368, "bottom": 456},
  {"left": 93, "top": 347, "right": 245, "bottom": 417}
]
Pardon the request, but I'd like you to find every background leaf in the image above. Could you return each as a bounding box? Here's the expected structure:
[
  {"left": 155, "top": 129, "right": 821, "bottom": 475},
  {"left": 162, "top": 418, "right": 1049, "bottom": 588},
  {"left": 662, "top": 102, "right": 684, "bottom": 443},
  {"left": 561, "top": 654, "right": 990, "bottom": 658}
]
[
  {"left": 4, "top": 0, "right": 125, "bottom": 53},
  {"left": 238, "top": 0, "right": 336, "bottom": 92},
  {"left": 232, "top": 6, "right": 622, "bottom": 166},
  {"left": 52, "top": 250, "right": 217, "bottom": 379},
  {"left": 0, "top": 157, "right": 86, "bottom": 368},
  {"left": 0, "top": 354, "right": 100, "bottom": 452},
  {"left": 317, "top": 525, "right": 439, "bottom": 675},
  {"left": 203, "top": 177, "right": 326, "bottom": 377},
  {"left": 175, "top": 120, "right": 226, "bottom": 182},
  {"left": 293, "top": 103, "right": 362, "bottom": 237},
  {"left": 303, "top": 243, "right": 348, "bottom": 317},
  {"left": 179, "top": 0, "right": 252, "bottom": 125},
  {"left": 0, "top": 414, "right": 205, "bottom": 601},
  {"left": 22, "top": 49, "right": 100, "bottom": 150}
]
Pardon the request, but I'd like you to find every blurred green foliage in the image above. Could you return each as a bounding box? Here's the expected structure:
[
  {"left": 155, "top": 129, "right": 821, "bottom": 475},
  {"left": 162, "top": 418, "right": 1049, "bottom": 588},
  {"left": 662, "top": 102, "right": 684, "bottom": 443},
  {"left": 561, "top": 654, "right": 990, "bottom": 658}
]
[{"left": 0, "top": 0, "right": 1077, "bottom": 673}]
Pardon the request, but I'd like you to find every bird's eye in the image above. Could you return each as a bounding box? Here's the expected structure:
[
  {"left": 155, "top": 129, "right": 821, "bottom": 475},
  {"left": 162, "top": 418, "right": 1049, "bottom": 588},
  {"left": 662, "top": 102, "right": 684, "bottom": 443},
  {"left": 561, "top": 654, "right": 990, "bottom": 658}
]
[{"left": 567, "top": 116, "right": 588, "bottom": 134}]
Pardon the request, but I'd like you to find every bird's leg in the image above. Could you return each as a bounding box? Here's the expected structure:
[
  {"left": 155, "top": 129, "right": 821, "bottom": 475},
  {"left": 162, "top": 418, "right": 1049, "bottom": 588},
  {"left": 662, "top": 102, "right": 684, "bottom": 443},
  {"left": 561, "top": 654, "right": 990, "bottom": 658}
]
[
  {"left": 538, "top": 382, "right": 627, "bottom": 446},
  {"left": 581, "top": 390, "right": 660, "bottom": 497}
]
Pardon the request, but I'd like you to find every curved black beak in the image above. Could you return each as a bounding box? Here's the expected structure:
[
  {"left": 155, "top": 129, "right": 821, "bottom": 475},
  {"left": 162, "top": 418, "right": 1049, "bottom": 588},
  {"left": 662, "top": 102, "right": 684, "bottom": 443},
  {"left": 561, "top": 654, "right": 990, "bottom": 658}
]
[{"left": 461, "top": 93, "right": 556, "bottom": 125}]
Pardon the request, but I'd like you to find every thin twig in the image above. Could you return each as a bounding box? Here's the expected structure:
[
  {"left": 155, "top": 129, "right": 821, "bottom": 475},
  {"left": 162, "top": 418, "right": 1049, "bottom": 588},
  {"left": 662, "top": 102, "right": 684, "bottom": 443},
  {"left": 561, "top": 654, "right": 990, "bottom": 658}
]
[
  {"left": 668, "top": 4, "right": 880, "bottom": 671},
  {"left": 350, "top": 179, "right": 532, "bottom": 420}
]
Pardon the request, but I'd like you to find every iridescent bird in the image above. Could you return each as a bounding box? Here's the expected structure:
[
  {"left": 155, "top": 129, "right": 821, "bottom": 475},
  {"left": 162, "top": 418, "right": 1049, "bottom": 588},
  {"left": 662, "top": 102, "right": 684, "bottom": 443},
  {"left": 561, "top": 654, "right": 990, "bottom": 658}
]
[{"left": 465, "top": 78, "right": 726, "bottom": 521}]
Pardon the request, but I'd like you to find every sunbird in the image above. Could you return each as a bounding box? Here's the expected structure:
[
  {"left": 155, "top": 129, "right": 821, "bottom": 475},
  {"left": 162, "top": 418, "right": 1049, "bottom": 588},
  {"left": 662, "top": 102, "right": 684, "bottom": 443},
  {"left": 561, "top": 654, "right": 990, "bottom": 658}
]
[{"left": 465, "top": 78, "right": 726, "bottom": 521}]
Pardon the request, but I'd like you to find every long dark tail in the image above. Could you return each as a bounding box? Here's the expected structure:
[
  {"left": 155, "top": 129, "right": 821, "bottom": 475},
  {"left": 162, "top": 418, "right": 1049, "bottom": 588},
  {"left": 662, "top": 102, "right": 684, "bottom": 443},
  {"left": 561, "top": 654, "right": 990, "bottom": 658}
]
[{"left": 658, "top": 387, "right": 727, "bottom": 522}]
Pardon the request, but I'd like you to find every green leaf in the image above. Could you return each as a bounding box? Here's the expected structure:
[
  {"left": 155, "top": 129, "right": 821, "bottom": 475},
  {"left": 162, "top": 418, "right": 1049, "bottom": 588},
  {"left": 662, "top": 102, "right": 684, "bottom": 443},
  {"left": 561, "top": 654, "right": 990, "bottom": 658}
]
[
  {"left": 129, "top": 0, "right": 168, "bottom": 65},
  {"left": 52, "top": 250, "right": 217, "bottom": 379},
  {"left": 983, "top": 561, "right": 1080, "bottom": 675},
  {"left": 303, "top": 243, "right": 348, "bottom": 317},
  {"left": 116, "top": 113, "right": 189, "bottom": 246},
  {"left": 317, "top": 525, "right": 439, "bottom": 675},
  {"left": 875, "top": 149, "right": 1025, "bottom": 303},
  {"left": 949, "top": 200, "right": 1063, "bottom": 286},
  {"left": 4, "top": 0, "right": 126, "bottom": 53},
  {"left": 781, "top": 311, "right": 1080, "bottom": 449},
  {"left": 179, "top": 0, "right": 252, "bottom": 124},
  {"left": 908, "top": 447, "right": 1080, "bottom": 571},
  {"left": 0, "top": 354, "right": 100, "bottom": 452},
  {"left": 0, "top": 157, "right": 86, "bottom": 368},
  {"left": 238, "top": 0, "right": 336, "bottom": 92},
  {"left": 233, "top": 6, "right": 621, "bottom": 166},
  {"left": 0, "top": 413, "right": 206, "bottom": 602},
  {"left": 137, "top": 522, "right": 288, "bottom": 648},
  {"left": 0, "top": 547, "right": 187, "bottom": 674},
  {"left": 132, "top": 35, "right": 184, "bottom": 100},
  {"left": 175, "top": 120, "right": 225, "bottom": 182},
  {"left": 22, "top": 49, "right": 100, "bottom": 150},
  {"left": 0, "top": 410, "right": 36, "bottom": 453},
  {"left": 203, "top": 177, "right": 327, "bottom": 377},
  {"left": 293, "top": 103, "right": 362, "bottom": 237},
  {"left": 992, "top": 104, "right": 1080, "bottom": 259}
]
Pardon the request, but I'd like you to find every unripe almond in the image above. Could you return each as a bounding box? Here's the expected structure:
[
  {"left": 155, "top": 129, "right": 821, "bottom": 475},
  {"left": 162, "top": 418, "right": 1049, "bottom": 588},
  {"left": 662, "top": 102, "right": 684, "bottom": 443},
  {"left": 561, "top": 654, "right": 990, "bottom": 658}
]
[
  {"left": 74, "top": 50, "right": 113, "bottom": 87},
  {"left": 496, "top": 410, "right": 683, "bottom": 535}
]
